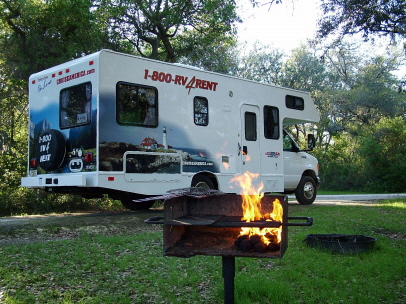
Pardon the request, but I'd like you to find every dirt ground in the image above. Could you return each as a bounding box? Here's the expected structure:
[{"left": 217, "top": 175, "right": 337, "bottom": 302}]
[
  {"left": 0, "top": 209, "right": 164, "bottom": 246},
  {"left": 2, "top": 194, "right": 404, "bottom": 247}
]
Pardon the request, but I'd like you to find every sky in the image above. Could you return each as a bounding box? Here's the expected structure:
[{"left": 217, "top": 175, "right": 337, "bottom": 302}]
[
  {"left": 237, "top": 0, "right": 320, "bottom": 53},
  {"left": 236, "top": 1, "right": 405, "bottom": 78}
]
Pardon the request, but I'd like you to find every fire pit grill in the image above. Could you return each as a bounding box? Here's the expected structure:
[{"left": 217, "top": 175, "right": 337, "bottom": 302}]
[{"left": 146, "top": 189, "right": 313, "bottom": 304}]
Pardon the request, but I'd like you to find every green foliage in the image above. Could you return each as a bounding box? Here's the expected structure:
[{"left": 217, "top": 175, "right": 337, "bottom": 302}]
[
  {"left": 313, "top": 133, "right": 364, "bottom": 191},
  {"left": 176, "top": 31, "right": 239, "bottom": 74},
  {"left": 316, "top": 116, "right": 406, "bottom": 192},
  {"left": 318, "top": 0, "right": 406, "bottom": 40},
  {"left": 0, "top": 0, "right": 117, "bottom": 80},
  {"left": 233, "top": 42, "right": 285, "bottom": 84},
  {"left": 358, "top": 117, "right": 406, "bottom": 192},
  {"left": 0, "top": 187, "right": 124, "bottom": 217},
  {"left": 102, "top": 0, "right": 240, "bottom": 62},
  {"left": 281, "top": 45, "right": 331, "bottom": 92}
]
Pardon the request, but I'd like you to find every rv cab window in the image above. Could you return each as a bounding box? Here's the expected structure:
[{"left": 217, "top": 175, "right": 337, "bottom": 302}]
[
  {"left": 60, "top": 82, "right": 92, "bottom": 129},
  {"left": 116, "top": 82, "right": 158, "bottom": 127}
]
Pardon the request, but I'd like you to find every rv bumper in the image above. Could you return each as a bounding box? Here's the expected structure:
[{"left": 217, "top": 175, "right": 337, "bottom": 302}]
[{"left": 21, "top": 175, "right": 87, "bottom": 188}]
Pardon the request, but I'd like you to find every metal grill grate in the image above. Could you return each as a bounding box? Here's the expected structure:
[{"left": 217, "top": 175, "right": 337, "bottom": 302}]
[
  {"left": 167, "top": 187, "right": 224, "bottom": 197},
  {"left": 133, "top": 187, "right": 224, "bottom": 202}
]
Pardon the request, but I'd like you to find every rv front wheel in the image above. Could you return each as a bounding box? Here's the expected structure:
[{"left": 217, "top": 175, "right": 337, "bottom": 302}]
[
  {"left": 192, "top": 175, "right": 215, "bottom": 189},
  {"left": 295, "top": 176, "right": 317, "bottom": 205}
]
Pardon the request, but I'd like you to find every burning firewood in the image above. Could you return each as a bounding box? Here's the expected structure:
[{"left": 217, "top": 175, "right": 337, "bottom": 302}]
[{"left": 234, "top": 233, "right": 280, "bottom": 253}]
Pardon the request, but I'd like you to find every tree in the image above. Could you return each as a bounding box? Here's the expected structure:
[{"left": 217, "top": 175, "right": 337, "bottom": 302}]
[
  {"left": 323, "top": 42, "right": 404, "bottom": 133},
  {"left": 279, "top": 45, "right": 336, "bottom": 144},
  {"left": 102, "top": 0, "right": 240, "bottom": 62},
  {"left": 358, "top": 117, "right": 406, "bottom": 192},
  {"left": 0, "top": 0, "right": 127, "bottom": 212},
  {"left": 0, "top": 0, "right": 117, "bottom": 80},
  {"left": 234, "top": 42, "right": 285, "bottom": 84},
  {"left": 0, "top": 61, "right": 28, "bottom": 188},
  {"left": 176, "top": 28, "right": 239, "bottom": 74},
  {"left": 318, "top": 0, "right": 406, "bottom": 40},
  {"left": 281, "top": 45, "right": 331, "bottom": 92}
]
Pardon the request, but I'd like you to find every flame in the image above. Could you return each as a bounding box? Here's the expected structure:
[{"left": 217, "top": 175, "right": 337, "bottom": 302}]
[
  {"left": 267, "top": 199, "right": 283, "bottom": 243},
  {"left": 215, "top": 141, "right": 231, "bottom": 171},
  {"left": 230, "top": 172, "right": 283, "bottom": 245},
  {"left": 222, "top": 162, "right": 231, "bottom": 170},
  {"left": 242, "top": 151, "right": 251, "bottom": 162},
  {"left": 231, "top": 172, "right": 264, "bottom": 221}
]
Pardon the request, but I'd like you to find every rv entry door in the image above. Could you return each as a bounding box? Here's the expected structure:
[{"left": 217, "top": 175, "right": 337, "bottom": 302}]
[{"left": 241, "top": 104, "right": 261, "bottom": 175}]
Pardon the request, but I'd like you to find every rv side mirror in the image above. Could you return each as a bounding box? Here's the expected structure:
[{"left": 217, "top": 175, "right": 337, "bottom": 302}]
[{"left": 308, "top": 134, "right": 316, "bottom": 150}]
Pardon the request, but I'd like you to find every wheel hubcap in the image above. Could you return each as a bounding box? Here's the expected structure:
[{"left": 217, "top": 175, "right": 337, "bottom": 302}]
[
  {"left": 195, "top": 182, "right": 210, "bottom": 189},
  {"left": 303, "top": 182, "right": 315, "bottom": 200}
]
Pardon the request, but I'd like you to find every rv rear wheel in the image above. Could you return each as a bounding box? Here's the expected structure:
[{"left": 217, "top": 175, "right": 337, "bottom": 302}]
[
  {"left": 295, "top": 176, "right": 317, "bottom": 205},
  {"left": 191, "top": 175, "right": 215, "bottom": 189},
  {"left": 121, "top": 200, "right": 154, "bottom": 210}
]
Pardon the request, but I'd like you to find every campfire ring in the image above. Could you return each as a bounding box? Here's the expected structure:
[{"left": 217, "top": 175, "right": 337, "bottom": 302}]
[{"left": 305, "top": 234, "right": 376, "bottom": 254}]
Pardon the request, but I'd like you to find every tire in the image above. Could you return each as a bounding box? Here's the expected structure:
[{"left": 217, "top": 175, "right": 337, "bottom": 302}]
[
  {"left": 37, "top": 129, "right": 66, "bottom": 171},
  {"left": 295, "top": 176, "right": 317, "bottom": 205},
  {"left": 121, "top": 199, "right": 154, "bottom": 210},
  {"left": 191, "top": 175, "right": 215, "bottom": 190}
]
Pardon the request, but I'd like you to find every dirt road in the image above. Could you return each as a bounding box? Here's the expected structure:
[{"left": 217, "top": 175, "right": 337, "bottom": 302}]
[
  {"left": 290, "top": 193, "right": 406, "bottom": 205},
  {"left": 1, "top": 194, "right": 404, "bottom": 246},
  {"left": 0, "top": 209, "right": 163, "bottom": 246}
]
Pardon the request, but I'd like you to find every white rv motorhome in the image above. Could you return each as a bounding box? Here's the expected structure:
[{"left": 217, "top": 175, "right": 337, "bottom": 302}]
[{"left": 21, "top": 50, "right": 320, "bottom": 209}]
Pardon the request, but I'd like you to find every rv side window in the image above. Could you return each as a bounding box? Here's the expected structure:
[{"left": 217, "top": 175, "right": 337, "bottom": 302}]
[
  {"left": 245, "top": 112, "right": 257, "bottom": 141},
  {"left": 194, "top": 97, "right": 208, "bottom": 126},
  {"left": 60, "top": 82, "right": 92, "bottom": 129},
  {"left": 264, "top": 106, "right": 279, "bottom": 139},
  {"left": 116, "top": 82, "right": 158, "bottom": 127},
  {"left": 286, "top": 95, "right": 304, "bottom": 110}
]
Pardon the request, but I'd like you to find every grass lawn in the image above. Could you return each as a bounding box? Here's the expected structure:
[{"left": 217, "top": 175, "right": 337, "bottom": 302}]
[{"left": 0, "top": 200, "right": 405, "bottom": 303}]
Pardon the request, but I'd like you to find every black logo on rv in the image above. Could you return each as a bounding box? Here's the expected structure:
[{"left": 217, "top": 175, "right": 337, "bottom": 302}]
[{"left": 144, "top": 69, "right": 218, "bottom": 94}]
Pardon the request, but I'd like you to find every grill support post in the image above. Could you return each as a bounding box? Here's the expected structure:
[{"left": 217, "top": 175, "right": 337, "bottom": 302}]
[{"left": 222, "top": 256, "right": 235, "bottom": 304}]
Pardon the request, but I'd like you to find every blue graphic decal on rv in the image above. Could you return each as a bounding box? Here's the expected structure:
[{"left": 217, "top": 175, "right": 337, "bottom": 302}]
[
  {"left": 28, "top": 81, "right": 97, "bottom": 175},
  {"left": 99, "top": 133, "right": 219, "bottom": 174},
  {"left": 97, "top": 81, "right": 220, "bottom": 174}
]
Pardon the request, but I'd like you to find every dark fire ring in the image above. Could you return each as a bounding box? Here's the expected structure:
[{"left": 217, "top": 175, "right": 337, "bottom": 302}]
[{"left": 305, "top": 234, "right": 376, "bottom": 254}]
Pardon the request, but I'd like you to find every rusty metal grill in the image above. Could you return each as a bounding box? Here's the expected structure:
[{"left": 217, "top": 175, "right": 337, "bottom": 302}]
[
  {"left": 161, "top": 193, "right": 289, "bottom": 258},
  {"left": 145, "top": 189, "right": 313, "bottom": 304}
]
